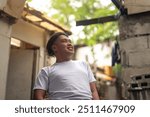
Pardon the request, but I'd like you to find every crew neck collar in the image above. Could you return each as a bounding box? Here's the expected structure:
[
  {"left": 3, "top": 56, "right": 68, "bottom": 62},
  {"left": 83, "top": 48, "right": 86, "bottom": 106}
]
[{"left": 55, "top": 60, "right": 72, "bottom": 64}]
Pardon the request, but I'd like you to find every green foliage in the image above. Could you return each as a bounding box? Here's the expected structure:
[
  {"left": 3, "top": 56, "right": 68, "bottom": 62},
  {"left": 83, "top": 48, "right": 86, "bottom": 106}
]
[
  {"left": 26, "top": 0, "right": 119, "bottom": 68},
  {"left": 26, "top": 0, "right": 32, "bottom": 2},
  {"left": 30, "top": 0, "right": 119, "bottom": 45}
]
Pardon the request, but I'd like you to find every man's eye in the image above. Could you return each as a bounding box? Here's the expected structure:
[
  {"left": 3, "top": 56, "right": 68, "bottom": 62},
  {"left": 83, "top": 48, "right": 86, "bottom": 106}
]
[
  {"left": 62, "top": 40, "right": 67, "bottom": 42},
  {"left": 61, "top": 39, "right": 72, "bottom": 43}
]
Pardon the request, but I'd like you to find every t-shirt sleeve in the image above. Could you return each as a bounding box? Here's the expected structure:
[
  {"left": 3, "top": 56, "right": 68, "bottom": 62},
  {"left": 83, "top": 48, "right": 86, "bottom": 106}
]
[
  {"left": 82, "top": 61, "right": 96, "bottom": 83},
  {"left": 33, "top": 68, "right": 48, "bottom": 91}
]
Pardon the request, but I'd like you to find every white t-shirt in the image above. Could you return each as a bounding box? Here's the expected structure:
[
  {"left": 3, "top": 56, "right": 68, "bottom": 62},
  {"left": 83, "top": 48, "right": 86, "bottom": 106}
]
[{"left": 34, "top": 60, "right": 96, "bottom": 100}]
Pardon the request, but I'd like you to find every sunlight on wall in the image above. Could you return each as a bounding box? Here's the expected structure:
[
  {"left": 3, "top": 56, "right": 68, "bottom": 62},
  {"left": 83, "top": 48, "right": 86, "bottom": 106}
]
[
  {"left": 11, "top": 38, "right": 21, "bottom": 47},
  {"left": 76, "top": 42, "right": 114, "bottom": 67}
]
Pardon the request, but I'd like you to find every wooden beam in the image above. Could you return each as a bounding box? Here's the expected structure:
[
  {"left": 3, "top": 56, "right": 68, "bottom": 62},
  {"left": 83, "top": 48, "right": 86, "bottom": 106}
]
[{"left": 23, "top": 7, "right": 72, "bottom": 35}]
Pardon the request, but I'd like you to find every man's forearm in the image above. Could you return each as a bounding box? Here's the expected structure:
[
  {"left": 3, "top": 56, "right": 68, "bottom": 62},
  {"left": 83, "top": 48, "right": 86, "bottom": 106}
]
[
  {"left": 92, "top": 90, "right": 100, "bottom": 100},
  {"left": 33, "top": 89, "right": 46, "bottom": 100}
]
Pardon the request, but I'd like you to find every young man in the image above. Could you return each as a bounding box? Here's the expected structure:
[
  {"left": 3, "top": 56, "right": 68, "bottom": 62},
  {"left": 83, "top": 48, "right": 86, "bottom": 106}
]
[{"left": 33, "top": 32, "right": 99, "bottom": 100}]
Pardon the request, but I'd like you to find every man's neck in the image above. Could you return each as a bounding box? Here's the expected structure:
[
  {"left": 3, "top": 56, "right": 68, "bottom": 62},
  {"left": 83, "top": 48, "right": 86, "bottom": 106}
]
[{"left": 56, "top": 58, "right": 72, "bottom": 63}]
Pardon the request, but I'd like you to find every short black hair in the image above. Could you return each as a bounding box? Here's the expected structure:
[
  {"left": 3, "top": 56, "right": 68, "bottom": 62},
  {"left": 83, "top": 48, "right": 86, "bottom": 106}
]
[{"left": 46, "top": 32, "right": 69, "bottom": 56}]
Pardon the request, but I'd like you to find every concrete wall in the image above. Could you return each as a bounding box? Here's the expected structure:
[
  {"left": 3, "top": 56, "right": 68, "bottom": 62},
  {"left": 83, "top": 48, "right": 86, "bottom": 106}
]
[
  {"left": 0, "top": 0, "right": 26, "bottom": 18},
  {"left": 0, "top": 17, "right": 48, "bottom": 99},
  {"left": 11, "top": 19, "right": 49, "bottom": 70},
  {"left": 124, "top": 0, "right": 150, "bottom": 14},
  {"left": 0, "top": 19, "right": 11, "bottom": 99},
  {"left": 119, "top": 12, "right": 150, "bottom": 83},
  {"left": 11, "top": 19, "right": 45, "bottom": 47},
  {"left": 5, "top": 19, "right": 49, "bottom": 99},
  {"left": 6, "top": 49, "right": 34, "bottom": 100},
  {"left": 119, "top": 11, "right": 150, "bottom": 99}
]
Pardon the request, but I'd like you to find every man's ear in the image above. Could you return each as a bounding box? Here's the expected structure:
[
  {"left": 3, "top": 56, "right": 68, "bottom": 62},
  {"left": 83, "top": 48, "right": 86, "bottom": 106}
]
[{"left": 52, "top": 45, "right": 57, "bottom": 52}]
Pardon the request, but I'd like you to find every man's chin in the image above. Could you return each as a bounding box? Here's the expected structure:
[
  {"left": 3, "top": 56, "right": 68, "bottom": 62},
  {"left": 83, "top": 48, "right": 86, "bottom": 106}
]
[{"left": 67, "top": 51, "right": 74, "bottom": 56}]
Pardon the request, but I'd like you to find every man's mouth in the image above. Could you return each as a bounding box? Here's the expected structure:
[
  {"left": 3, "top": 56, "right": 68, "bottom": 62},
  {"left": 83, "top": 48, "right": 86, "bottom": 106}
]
[{"left": 67, "top": 47, "right": 73, "bottom": 51}]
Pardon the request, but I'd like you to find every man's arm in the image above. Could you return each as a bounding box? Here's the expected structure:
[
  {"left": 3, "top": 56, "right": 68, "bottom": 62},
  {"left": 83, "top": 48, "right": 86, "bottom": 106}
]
[
  {"left": 34, "top": 89, "right": 46, "bottom": 100},
  {"left": 90, "top": 82, "right": 100, "bottom": 100}
]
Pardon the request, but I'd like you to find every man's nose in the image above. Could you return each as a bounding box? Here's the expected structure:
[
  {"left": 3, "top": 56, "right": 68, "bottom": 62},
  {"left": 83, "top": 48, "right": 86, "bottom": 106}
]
[
  {"left": 67, "top": 41, "right": 72, "bottom": 45},
  {"left": 67, "top": 43, "right": 73, "bottom": 47}
]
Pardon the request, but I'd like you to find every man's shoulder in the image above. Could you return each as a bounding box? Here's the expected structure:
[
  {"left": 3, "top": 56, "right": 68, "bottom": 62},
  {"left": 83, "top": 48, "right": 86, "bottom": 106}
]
[
  {"left": 40, "top": 65, "right": 54, "bottom": 73},
  {"left": 41, "top": 66, "right": 50, "bottom": 70}
]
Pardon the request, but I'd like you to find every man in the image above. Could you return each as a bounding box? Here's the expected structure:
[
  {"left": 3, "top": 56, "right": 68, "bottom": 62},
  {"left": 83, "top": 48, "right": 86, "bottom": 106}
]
[{"left": 33, "top": 32, "right": 99, "bottom": 100}]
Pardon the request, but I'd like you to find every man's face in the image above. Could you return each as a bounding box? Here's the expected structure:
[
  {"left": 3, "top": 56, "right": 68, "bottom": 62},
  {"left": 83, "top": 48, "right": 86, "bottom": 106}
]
[{"left": 52, "top": 35, "right": 74, "bottom": 56}]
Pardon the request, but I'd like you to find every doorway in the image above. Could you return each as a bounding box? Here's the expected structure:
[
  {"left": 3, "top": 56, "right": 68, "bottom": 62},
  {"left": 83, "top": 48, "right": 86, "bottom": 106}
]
[{"left": 6, "top": 38, "right": 39, "bottom": 100}]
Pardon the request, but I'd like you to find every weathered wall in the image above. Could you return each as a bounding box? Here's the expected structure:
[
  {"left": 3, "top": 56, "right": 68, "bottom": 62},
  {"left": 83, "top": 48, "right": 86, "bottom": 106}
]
[
  {"left": 6, "top": 49, "right": 34, "bottom": 100},
  {"left": 124, "top": 0, "right": 150, "bottom": 14},
  {"left": 0, "top": 19, "right": 11, "bottom": 99},
  {"left": 119, "top": 11, "right": 150, "bottom": 99},
  {"left": 0, "top": 0, "right": 26, "bottom": 18},
  {"left": 11, "top": 19, "right": 45, "bottom": 47}
]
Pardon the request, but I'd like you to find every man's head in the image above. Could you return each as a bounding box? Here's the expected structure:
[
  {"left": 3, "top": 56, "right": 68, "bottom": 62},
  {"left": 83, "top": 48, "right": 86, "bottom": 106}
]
[{"left": 46, "top": 32, "right": 74, "bottom": 57}]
